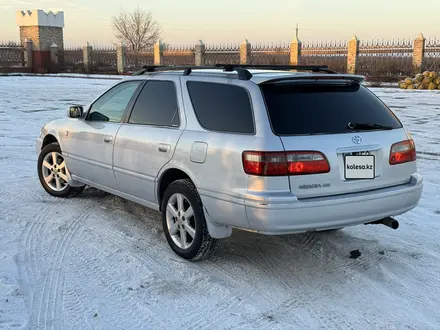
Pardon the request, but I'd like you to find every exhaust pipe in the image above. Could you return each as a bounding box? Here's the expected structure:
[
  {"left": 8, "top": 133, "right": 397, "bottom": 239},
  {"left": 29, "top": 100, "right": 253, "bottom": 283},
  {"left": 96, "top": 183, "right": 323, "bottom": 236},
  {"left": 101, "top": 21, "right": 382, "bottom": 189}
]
[{"left": 367, "top": 217, "right": 399, "bottom": 230}]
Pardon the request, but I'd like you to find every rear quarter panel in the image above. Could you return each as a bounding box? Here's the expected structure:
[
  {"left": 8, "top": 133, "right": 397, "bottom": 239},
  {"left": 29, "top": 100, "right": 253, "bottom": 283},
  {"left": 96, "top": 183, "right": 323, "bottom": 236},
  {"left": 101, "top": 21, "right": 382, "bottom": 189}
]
[{"left": 158, "top": 76, "right": 289, "bottom": 229}]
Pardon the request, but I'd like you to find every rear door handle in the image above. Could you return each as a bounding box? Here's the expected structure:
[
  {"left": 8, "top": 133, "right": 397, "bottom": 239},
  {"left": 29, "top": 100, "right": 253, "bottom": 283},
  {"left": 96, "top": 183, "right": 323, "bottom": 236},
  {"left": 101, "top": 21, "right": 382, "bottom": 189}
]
[
  {"left": 157, "top": 143, "right": 171, "bottom": 153},
  {"left": 104, "top": 136, "right": 113, "bottom": 143}
]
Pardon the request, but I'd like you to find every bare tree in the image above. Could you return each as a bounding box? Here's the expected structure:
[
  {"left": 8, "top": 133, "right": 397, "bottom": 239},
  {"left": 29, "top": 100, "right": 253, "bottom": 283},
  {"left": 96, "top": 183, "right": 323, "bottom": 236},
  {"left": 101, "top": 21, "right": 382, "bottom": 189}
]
[{"left": 112, "top": 7, "right": 161, "bottom": 52}]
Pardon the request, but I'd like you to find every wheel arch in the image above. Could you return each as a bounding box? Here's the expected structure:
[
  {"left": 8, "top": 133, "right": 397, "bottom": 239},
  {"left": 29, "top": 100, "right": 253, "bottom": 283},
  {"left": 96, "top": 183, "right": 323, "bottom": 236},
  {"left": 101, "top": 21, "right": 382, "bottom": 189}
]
[
  {"left": 41, "top": 134, "right": 59, "bottom": 149},
  {"left": 156, "top": 167, "right": 195, "bottom": 211},
  {"left": 157, "top": 167, "right": 232, "bottom": 240}
]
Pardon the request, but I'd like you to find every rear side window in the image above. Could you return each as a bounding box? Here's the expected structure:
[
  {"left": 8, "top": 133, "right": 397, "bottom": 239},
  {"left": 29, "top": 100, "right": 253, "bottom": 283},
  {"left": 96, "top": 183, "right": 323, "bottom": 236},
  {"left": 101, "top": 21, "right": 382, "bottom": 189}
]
[
  {"left": 186, "top": 81, "right": 255, "bottom": 134},
  {"left": 129, "top": 80, "right": 180, "bottom": 127},
  {"left": 260, "top": 83, "right": 402, "bottom": 135}
]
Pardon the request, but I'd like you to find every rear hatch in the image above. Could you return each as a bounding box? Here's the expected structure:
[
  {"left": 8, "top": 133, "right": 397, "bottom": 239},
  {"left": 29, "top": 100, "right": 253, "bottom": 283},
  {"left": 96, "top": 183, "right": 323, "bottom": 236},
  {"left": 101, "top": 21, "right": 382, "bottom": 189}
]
[{"left": 260, "top": 79, "right": 416, "bottom": 199}]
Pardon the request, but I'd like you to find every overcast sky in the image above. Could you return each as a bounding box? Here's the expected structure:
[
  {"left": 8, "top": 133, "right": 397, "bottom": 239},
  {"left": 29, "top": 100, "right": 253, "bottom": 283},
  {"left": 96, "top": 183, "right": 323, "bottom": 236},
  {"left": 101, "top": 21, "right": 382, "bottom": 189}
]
[{"left": 1, "top": 0, "right": 438, "bottom": 46}]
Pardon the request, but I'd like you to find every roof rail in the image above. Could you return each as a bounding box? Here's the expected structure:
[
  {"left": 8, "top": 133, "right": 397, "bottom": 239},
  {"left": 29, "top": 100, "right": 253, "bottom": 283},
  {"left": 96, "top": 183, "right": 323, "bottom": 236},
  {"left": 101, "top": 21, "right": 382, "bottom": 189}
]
[
  {"left": 132, "top": 65, "right": 253, "bottom": 80},
  {"left": 131, "top": 64, "right": 338, "bottom": 80},
  {"left": 214, "top": 64, "right": 338, "bottom": 74}
]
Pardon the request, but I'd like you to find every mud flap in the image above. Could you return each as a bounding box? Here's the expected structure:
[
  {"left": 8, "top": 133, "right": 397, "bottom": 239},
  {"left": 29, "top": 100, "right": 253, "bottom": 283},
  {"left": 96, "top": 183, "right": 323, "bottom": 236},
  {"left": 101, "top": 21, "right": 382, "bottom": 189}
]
[{"left": 203, "top": 206, "right": 232, "bottom": 239}]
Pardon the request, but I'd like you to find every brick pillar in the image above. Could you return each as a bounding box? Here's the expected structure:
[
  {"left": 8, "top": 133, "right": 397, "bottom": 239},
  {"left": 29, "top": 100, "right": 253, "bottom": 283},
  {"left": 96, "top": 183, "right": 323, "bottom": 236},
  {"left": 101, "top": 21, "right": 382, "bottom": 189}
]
[
  {"left": 83, "top": 42, "right": 93, "bottom": 73},
  {"left": 50, "top": 43, "right": 59, "bottom": 73},
  {"left": 290, "top": 37, "right": 302, "bottom": 65},
  {"left": 116, "top": 43, "right": 126, "bottom": 74},
  {"left": 17, "top": 10, "right": 65, "bottom": 73},
  {"left": 347, "top": 35, "right": 360, "bottom": 74},
  {"left": 24, "top": 39, "right": 33, "bottom": 70},
  {"left": 195, "top": 40, "right": 206, "bottom": 66},
  {"left": 413, "top": 33, "right": 425, "bottom": 75},
  {"left": 154, "top": 41, "right": 163, "bottom": 66},
  {"left": 240, "top": 39, "right": 251, "bottom": 64}
]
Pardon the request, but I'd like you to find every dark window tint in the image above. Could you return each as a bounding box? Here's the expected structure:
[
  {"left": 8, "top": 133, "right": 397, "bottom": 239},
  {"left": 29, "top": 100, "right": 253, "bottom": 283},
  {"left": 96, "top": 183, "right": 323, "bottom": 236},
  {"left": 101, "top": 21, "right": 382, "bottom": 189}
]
[
  {"left": 88, "top": 81, "right": 142, "bottom": 122},
  {"left": 260, "top": 83, "right": 402, "bottom": 135},
  {"left": 187, "top": 81, "right": 254, "bottom": 134},
  {"left": 129, "top": 81, "right": 179, "bottom": 127}
]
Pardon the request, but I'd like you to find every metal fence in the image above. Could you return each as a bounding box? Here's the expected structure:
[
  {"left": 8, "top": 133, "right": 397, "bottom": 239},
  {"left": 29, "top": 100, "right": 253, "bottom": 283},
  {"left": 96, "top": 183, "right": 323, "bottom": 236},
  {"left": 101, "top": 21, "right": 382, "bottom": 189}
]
[
  {"left": 205, "top": 44, "right": 240, "bottom": 65},
  {"left": 126, "top": 48, "right": 154, "bottom": 70},
  {"left": 62, "top": 46, "right": 83, "bottom": 72},
  {"left": 162, "top": 44, "right": 195, "bottom": 66},
  {"left": 358, "top": 39, "right": 413, "bottom": 77},
  {"left": 0, "top": 41, "right": 24, "bottom": 67},
  {"left": 425, "top": 37, "right": 440, "bottom": 72},
  {"left": 2, "top": 37, "right": 440, "bottom": 77},
  {"left": 302, "top": 41, "right": 348, "bottom": 73},
  {"left": 250, "top": 42, "right": 290, "bottom": 65},
  {"left": 92, "top": 45, "right": 117, "bottom": 73}
]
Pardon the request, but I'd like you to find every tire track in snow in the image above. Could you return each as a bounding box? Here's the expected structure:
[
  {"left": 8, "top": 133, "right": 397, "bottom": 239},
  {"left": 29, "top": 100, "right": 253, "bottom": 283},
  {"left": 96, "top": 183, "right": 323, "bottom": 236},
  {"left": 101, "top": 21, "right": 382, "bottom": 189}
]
[
  {"left": 184, "top": 292, "right": 253, "bottom": 330},
  {"left": 221, "top": 235, "right": 349, "bottom": 329},
  {"left": 36, "top": 202, "right": 92, "bottom": 330},
  {"left": 30, "top": 199, "right": 99, "bottom": 330},
  {"left": 270, "top": 233, "right": 379, "bottom": 329},
  {"left": 202, "top": 254, "right": 277, "bottom": 304},
  {"left": 184, "top": 236, "right": 323, "bottom": 329},
  {"left": 90, "top": 224, "right": 211, "bottom": 323},
  {"left": 0, "top": 185, "right": 39, "bottom": 202},
  {"left": 178, "top": 239, "right": 285, "bottom": 330},
  {"left": 28, "top": 199, "right": 65, "bottom": 281},
  {"left": 181, "top": 244, "right": 279, "bottom": 330},
  {"left": 91, "top": 224, "right": 251, "bottom": 329},
  {"left": 254, "top": 242, "right": 351, "bottom": 330},
  {"left": 76, "top": 196, "right": 256, "bottom": 328},
  {"left": 46, "top": 198, "right": 110, "bottom": 330},
  {"left": 16, "top": 197, "right": 64, "bottom": 312},
  {"left": 62, "top": 286, "right": 94, "bottom": 330},
  {"left": 256, "top": 242, "right": 331, "bottom": 329},
  {"left": 206, "top": 241, "right": 302, "bottom": 329},
  {"left": 338, "top": 242, "right": 437, "bottom": 321},
  {"left": 64, "top": 243, "right": 166, "bottom": 329}
]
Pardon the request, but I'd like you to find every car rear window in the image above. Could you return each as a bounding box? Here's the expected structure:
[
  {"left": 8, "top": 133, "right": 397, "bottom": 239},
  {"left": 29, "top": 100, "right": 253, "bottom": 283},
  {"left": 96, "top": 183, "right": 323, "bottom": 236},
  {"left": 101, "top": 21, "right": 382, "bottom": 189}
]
[
  {"left": 186, "top": 81, "right": 255, "bottom": 134},
  {"left": 260, "top": 83, "right": 402, "bottom": 135}
]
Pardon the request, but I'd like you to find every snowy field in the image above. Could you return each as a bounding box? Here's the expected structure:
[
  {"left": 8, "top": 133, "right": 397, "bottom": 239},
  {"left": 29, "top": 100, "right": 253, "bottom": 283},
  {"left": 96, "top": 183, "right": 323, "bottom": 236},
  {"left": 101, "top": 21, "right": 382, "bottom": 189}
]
[{"left": 0, "top": 76, "right": 439, "bottom": 330}]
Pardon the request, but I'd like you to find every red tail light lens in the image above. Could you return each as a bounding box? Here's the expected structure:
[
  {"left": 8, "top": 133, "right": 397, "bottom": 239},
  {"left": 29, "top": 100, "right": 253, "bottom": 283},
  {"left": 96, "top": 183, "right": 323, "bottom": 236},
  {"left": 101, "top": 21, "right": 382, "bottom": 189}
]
[
  {"left": 242, "top": 151, "right": 330, "bottom": 176},
  {"left": 286, "top": 152, "right": 330, "bottom": 175},
  {"left": 242, "top": 152, "right": 287, "bottom": 176},
  {"left": 389, "top": 139, "right": 416, "bottom": 165}
]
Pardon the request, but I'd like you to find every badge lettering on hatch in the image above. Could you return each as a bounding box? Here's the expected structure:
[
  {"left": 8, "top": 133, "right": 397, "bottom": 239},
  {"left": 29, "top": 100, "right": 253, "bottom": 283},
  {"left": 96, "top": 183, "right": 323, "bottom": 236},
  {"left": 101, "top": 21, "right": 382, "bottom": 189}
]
[{"left": 299, "top": 183, "right": 331, "bottom": 189}]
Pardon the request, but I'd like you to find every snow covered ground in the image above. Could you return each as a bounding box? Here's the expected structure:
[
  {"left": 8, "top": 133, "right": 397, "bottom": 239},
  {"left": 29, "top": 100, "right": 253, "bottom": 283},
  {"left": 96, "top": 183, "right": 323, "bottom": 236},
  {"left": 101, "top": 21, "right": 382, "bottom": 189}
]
[{"left": 0, "top": 76, "right": 439, "bottom": 330}]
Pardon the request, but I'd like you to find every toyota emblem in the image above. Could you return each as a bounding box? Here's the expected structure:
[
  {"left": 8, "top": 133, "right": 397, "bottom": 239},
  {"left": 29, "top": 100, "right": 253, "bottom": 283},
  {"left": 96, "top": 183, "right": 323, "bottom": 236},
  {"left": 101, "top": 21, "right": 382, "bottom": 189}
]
[{"left": 352, "top": 136, "right": 362, "bottom": 144}]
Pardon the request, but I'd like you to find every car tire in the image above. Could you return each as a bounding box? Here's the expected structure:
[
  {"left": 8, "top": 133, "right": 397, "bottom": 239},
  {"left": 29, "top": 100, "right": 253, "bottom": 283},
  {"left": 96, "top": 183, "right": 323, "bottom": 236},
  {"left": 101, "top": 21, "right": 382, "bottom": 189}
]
[
  {"left": 37, "top": 142, "right": 85, "bottom": 198},
  {"left": 161, "top": 179, "right": 219, "bottom": 261}
]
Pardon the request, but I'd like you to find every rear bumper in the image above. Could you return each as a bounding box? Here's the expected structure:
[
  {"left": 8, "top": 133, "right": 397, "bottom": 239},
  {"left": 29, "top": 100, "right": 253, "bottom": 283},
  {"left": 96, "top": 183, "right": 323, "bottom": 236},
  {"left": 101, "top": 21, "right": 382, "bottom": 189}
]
[{"left": 244, "top": 173, "right": 423, "bottom": 234}]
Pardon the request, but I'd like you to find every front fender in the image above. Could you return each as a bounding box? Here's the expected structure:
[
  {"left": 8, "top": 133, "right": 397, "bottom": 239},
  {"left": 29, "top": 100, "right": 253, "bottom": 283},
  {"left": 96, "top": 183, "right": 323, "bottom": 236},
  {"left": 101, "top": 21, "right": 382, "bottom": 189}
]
[
  {"left": 38, "top": 119, "right": 65, "bottom": 150},
  {"left": 37, "top": 123, "right": 83, "bottom": 187}
]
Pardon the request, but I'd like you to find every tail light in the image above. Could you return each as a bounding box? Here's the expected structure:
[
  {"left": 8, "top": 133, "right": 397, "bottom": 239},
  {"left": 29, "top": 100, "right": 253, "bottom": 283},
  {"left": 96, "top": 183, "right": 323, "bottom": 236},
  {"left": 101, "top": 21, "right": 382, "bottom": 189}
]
[
  {"left": 389, "top": 139, "right": 416, "bottom": 165},
  {"left": 242, "top": 151, "right": 330, "bottom": 176}
]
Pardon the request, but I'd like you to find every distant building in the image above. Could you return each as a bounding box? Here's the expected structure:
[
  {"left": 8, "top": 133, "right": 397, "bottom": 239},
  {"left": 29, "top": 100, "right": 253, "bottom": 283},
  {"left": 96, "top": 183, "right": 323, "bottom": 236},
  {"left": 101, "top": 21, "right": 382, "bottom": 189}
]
[{"left": 16, "top": 9, "right": 65, "bottom": 72}]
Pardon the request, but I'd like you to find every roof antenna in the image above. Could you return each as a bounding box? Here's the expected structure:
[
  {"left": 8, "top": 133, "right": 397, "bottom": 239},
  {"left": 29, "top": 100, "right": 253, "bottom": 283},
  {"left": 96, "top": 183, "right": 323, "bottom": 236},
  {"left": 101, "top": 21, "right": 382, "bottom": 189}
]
[{"left": 295, "top": 23, "right": 299, "bottom": 39}]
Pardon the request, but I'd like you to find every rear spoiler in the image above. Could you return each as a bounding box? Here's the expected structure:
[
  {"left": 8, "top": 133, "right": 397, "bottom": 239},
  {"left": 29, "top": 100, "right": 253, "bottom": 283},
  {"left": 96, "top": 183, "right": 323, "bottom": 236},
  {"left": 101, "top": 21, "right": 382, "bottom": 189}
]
[{"left": 259, "top": 74, "right": 366, "bottom": 85}]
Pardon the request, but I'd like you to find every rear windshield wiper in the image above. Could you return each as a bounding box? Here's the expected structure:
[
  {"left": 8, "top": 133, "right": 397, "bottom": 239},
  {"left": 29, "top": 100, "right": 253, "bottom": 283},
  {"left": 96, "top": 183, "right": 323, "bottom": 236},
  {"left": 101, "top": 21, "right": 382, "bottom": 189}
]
[{"left": 347, "top": 122, "right": 394, "bottom": 131}]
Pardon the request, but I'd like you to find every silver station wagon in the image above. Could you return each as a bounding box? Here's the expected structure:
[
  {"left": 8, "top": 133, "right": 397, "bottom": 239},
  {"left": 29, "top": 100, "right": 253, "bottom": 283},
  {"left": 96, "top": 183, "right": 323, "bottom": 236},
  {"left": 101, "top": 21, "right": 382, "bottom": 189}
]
[{"left": 36, "top": 64, "right": 423, "bottom": 260}]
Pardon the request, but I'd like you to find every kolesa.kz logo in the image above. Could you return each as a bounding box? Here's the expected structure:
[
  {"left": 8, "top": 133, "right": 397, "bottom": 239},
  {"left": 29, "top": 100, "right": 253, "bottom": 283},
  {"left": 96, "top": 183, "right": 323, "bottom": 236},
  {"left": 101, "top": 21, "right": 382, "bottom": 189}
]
[{"left": 346, "top": 164, "right": 373, "bottom": 170}]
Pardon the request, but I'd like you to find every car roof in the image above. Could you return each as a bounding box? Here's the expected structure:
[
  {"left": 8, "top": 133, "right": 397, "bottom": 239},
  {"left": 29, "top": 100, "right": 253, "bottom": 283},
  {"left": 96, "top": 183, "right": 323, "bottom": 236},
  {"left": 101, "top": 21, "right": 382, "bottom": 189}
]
[{"left": 126, "top": 69, "right": 364, "bottom": 85}]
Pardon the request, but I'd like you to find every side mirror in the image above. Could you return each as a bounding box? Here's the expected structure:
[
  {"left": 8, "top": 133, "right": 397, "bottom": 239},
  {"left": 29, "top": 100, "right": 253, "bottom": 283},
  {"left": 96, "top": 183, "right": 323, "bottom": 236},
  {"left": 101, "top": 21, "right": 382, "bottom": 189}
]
[{"left": 68, "top": 105, "right": 83, "bottom": 118}]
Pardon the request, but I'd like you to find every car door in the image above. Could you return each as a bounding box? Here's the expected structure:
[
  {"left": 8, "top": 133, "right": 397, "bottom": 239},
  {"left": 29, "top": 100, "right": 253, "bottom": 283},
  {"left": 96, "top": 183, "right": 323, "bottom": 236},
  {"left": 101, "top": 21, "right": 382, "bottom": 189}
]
[
  {"left": 62, "top": 80, "right": 144, "bottom": 190},
  {"left": 113, "top": 77, "right": 185, "bottom": 205}
]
